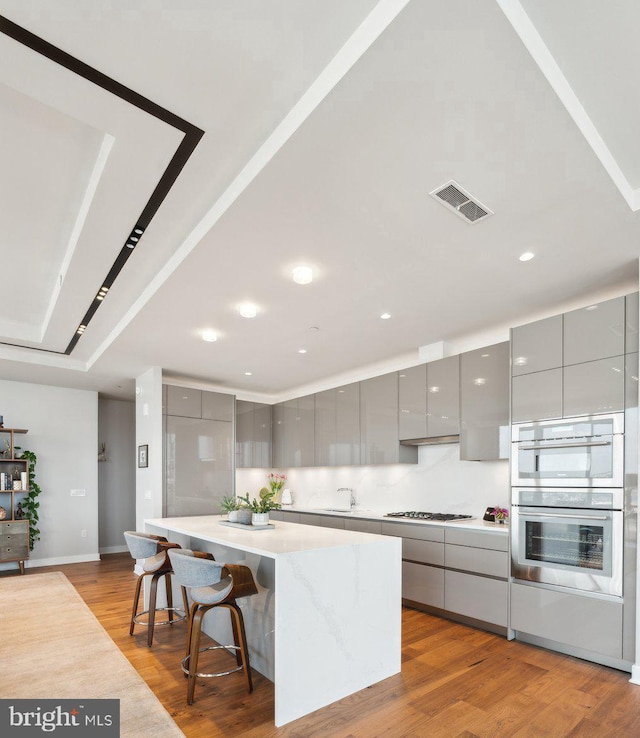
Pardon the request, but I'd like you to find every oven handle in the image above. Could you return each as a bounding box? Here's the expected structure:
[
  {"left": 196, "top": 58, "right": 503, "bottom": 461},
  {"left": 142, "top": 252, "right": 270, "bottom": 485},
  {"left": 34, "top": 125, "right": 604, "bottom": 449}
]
[
  {"left": 517, "top": 440, "right": 611, "bottom": 450},
  {"left": 523, "top": 512, "right": 609, "bottom": 521}
]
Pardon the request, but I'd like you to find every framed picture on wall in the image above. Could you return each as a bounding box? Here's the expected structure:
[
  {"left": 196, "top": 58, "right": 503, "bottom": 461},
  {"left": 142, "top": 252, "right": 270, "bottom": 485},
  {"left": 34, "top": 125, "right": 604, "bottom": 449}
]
[{"left": 138, "top": 444, "right": 148, "bottom": 468}]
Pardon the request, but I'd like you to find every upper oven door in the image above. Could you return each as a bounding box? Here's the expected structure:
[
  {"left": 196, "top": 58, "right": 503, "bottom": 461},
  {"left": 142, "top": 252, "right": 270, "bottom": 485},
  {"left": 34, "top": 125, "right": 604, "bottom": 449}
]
[{"left": 511, "top": 413, "right": 624, "bottom": 488}]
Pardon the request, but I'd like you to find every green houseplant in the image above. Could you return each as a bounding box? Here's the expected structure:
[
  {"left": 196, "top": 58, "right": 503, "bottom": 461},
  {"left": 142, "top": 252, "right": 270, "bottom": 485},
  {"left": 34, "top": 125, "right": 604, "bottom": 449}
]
[
  {"left": 15, "top": 449, "right": 41, "bottom": 550},
  {"left": 219, "top": 494, "right": 242, "bottom": 522},
  {"left": 238, "top": 486, "right": 281, "bottom": 525}
]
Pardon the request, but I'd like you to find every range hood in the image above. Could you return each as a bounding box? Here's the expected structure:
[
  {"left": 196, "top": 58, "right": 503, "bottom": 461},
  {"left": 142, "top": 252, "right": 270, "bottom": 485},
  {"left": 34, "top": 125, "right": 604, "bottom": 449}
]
[{"left": 400, "top": 434, "right": 460, "bottom": 447}]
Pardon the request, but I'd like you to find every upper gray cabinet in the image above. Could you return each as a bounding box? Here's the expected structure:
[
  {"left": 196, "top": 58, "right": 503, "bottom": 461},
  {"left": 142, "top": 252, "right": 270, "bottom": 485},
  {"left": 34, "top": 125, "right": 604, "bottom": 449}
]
[
  {"left": 273, "top": 396, "right": 315, "bottom": 468},
  {"left": 626, "top": 292, "right": 639, "bottom": 354},
  {"left": 460, "top": 342, "right": 509, "bottom": 461},
  {"left": 511, "top": 315, "right": 562, "bottom": 376},
  {"left": 235, "top": 401, "right": 272, "bottom": 468},
  {"left": 512, "top": 368, "right": 562, "bottom": 423},
  {"left": 427, "top": 355, "right": 460, "bottom": 438},
  {"left": 315, "top": 383, "right": 360, "bottom": 466},
  {"left": 202, "top": 391, "right": 234, "bottom": 421},
  {"left": 563, "top": 296, "right": 625, "bottom": 366},
  {"left": 563, "top": 356, "right": 625, "bottom": 417},
  {"left": 360, "top": 373, "right": 417, "bottom": 464},
  {"left": 398, "top": 365, "right": 427, "bottom": 440},
  {"left": 166, "top": 386, "right": 202, "bottom": 418}
]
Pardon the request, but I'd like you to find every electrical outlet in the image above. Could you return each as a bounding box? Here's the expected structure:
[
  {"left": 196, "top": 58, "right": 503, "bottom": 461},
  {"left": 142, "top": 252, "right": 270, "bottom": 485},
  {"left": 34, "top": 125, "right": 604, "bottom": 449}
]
[
  {"left": 144, "top": 490, "right": 152, "bottom": 500},
  {"left": 70, "top": 489, "right": 86, "bottom": 497},
  {"left": 80, "top": 529, "right": 87, "bottom": 538}
]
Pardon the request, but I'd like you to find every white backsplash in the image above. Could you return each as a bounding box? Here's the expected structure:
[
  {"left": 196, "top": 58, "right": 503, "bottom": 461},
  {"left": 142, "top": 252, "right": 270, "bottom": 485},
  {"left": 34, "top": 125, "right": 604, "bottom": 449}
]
[{"left": 236, "top": 444, "right": 509, "bottom": 517}]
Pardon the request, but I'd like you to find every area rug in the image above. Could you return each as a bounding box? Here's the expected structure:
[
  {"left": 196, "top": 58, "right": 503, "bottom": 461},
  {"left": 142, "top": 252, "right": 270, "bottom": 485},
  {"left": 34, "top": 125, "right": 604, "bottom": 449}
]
[{"left": 0, "top": 571, "right": 184, "bottom": 737}]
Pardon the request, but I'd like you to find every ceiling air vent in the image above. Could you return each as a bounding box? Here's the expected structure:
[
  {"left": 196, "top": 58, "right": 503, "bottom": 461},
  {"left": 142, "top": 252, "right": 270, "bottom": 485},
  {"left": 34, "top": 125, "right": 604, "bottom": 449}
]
[{"left": 430, "top": 180, "right": 493, "bottom": 224}]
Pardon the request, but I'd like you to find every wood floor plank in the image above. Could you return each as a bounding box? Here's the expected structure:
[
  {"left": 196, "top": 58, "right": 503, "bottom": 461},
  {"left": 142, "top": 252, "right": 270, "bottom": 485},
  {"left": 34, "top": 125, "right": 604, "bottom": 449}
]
[{"left": 4, "top": 554, "right": 640, "bottom": 738}]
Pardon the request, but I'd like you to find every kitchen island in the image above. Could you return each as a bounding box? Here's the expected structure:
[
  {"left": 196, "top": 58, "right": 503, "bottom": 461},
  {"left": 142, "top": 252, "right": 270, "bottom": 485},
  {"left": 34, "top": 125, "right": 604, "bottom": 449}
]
[{"left": 145, "top": 515, "right": 401, "bottom": 726}]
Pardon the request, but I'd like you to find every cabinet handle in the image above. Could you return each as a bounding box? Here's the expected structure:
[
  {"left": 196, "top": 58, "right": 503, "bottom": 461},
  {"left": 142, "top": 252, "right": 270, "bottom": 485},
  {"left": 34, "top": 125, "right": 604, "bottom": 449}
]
[
  {"left": 522, "top": 512, "right": 609, "bottom": 521},
  {"left": 518, "top": 440, "right": 611, "bottom": 450}
]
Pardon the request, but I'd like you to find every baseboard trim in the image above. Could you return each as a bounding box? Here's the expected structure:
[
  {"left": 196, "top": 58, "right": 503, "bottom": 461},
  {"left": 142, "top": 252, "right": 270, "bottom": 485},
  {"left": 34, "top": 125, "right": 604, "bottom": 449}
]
[
  {"left": 26, "top": 553, "right": 101, "bottom": 568},
  {"left": 99, "top": 545, "right": 128, "bottom": 555}
]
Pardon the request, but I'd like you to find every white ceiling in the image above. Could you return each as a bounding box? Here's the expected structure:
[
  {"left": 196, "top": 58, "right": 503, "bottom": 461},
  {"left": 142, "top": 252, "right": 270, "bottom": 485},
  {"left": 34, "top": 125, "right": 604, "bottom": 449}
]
[{"left": 0, "top": 0, "right": 639, "bottom": 403}]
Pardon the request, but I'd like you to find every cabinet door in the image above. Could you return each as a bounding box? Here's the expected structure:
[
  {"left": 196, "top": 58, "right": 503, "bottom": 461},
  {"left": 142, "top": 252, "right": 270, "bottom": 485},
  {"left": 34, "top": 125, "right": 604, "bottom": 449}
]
[
  {"left": 460, "top": 342, "right": 509, "bottom": 460},
  {"left": 626, "top": 292, "right": 638, "bottom": 354},
  {"left": 335, "top": 383, "right": 360, "bottom": 465},
  {"left": 563, "top": 356, "right": 625, "bottom": 416},
  {"left": 235, "top": 400, "right": 253, "bottom": 468},
  {"left": 402, "top": 561, "right": 444, "bottom": 608},
  {"left": 444, "top": 571, "right": 507, "bottom": 626},
  {"left": 166, "top": 386, "right": 202, "bottom": 418},
  {"left": 296, "top": 395, "right": 315, "bottom": 467},
  {"left": 314, "top": 389, "right": 335, "bottom": 467},
  {"left": 427, "top": 355, "right": 460, "bottom": 437},
  {"left": 253, "top": 403, "right": 272, "bottom": 468},
  {"left": 398, "top": 365, "right": 427, "bottom": 440},
  {"left": 202, "top": 391, "right": 234, "bottom": 421},
  {"left": 344, "top": 519, "right": 382, "bottom": 534},
  {"left": 511, "top": 315, "right": 563, "bottom": 376},
  {"left": 511, "top": 368, "right": 562, "bottom": 422},
  {"left": 165, "top": 416, "right": 233, "bottom": 517},
  {"left": 563, "top": 296, "right": 625, "bottom": 365},
  {"left": 360, "top": 373, "right": 416, "bottom": 464},
  {"left": 271, "top": 403, "right": 285, "bottom": 468}
]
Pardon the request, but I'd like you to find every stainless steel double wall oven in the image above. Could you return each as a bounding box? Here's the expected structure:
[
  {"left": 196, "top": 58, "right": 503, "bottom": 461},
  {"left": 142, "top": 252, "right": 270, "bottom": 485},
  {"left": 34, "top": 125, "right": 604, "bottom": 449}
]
[{"left": 510, "top": 413, "right": 624, "bottom": 597}]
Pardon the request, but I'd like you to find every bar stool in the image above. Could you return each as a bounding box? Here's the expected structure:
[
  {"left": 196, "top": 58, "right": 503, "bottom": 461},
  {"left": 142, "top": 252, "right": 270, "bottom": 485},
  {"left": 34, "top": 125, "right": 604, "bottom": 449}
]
[
  {"left": 168, "top": 549, "right": 258, "bottom": 704},
  {"left": 124, "top": 531, "right": 189, "bottom": 647}
]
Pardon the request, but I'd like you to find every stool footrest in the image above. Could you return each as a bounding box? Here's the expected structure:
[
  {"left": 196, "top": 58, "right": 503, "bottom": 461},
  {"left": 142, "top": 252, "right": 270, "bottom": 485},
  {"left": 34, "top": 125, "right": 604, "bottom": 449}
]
[
  {"left": 181, "top": 646, "right": 243, "bottom": 678},
  {"left": 133, "top": 607, "right": 186, "bottom": 627}
]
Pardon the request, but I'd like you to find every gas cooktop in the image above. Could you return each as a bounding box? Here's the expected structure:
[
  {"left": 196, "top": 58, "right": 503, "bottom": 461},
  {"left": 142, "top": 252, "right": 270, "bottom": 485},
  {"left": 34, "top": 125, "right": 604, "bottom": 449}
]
[{"left": 385, "top": 511, "right": 474, "bottom": 521}]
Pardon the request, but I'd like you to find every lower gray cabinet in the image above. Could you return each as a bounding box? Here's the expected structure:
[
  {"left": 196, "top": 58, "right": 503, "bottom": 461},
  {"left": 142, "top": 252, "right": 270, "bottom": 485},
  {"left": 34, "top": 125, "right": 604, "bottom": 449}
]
[
  {"left": 444, "top": 571, "right": 507, "bottom": 627},
  {"left": 297, "top": 512, "right": 345, "bottom": 529},
  {"left": 511, "top": 582, "right": 622, "bottom": 659},
  {"left": 344, "top": 518, "right": 382, "bottom": 534},
  {"left": 403, "top": 561, "right": 444, "bottom": 609}
]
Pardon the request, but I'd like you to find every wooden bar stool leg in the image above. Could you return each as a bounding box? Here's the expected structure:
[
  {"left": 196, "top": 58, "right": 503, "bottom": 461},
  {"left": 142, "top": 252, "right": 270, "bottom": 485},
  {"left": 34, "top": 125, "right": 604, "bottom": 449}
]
[
  {"left": 229, "top": 602, "right": 253, "bottom": 693},
  {"left": 147, "top": 572, "right": 160, "bottom": 647},
  {"left": 130, "top": 572, "right": 145, "bottom": 636},
  {"left": 187, "top": 607, "right": 206, "bottom": 705},
  {"left": 181, "top": 586, "right": 189, "bottom": 621},
  {"left": 165, "top": 572, "right": 174, "bottom": 623},
  {"left": 228, "top": 602, "right": 243, "bottom": 667}
]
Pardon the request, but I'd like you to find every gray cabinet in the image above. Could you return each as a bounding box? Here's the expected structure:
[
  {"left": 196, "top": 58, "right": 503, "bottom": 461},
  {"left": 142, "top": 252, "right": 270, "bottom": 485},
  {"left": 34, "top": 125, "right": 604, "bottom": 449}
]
[
  {"left": 512, "top": 368, "right": 562, "bottom": 423},
  {"left": 460, "top": 342, "right": 509, "bottom": 460},
  {"left": 272, "top": 396, "right": 314, "bottom": 468},
  {"left": 511, "top": 314, "right": 563, "bottom": 376},
  {"left": 444, "top": 571, "right": 507, "bottom": 627},
  {"left": 398, "top": 365, "right": 427, "bottom": 440},
  {"left": 564, "top": 296, "right": 625, "bottom": 366},
  {"left": 235, "top": 400, "right": 271, "bottom": 468},
  {"left": 563, "top": 356, "right": 625, "bottom": 416},
  {"left": 344, "top": 518, "right": 381, "bottom": 534},
  {"left": 202, "top": 392, "right": 234, "bottom": 421},
  {"left": 360, "top": 373, "right": 417, "bottom": 464},
  {"left": 315, "top": 383, "right": 360, "bottom": 466},
  {"left": 166, "top": 386, "right": 201, "bottom": 418},
  {"left": 403, "top": 562, "right": 445, "bottom": 609},
  {"left": 297, "top": 512, "right": 344, "bottom": 529},
  {"left": 427, "top": 355, "right": 460, "bottom": 438}
]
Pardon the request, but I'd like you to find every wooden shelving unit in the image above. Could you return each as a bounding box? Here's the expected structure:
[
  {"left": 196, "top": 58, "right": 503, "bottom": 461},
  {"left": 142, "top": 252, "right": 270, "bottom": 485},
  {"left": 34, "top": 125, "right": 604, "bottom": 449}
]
[{"left": 0, "top": 428, "right": 30, "bottom": 574}]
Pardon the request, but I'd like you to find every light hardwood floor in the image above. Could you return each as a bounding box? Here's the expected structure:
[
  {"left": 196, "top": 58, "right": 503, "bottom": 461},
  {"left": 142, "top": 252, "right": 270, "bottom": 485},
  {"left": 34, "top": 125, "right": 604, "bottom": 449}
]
[{"left": 5, "top": 554, "right": 640, "bottom": 737}]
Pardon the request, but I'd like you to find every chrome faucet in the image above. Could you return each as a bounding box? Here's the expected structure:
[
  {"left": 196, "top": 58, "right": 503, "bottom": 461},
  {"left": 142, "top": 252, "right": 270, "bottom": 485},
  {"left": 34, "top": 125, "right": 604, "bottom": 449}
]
[{"left": 338, "top": 487, "right": 356, "bottom": 509}]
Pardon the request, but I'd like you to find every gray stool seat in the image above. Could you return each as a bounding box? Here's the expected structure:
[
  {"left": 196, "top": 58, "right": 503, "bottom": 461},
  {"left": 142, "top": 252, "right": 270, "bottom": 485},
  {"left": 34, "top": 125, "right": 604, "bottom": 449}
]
[
  {"left": 168, "top": 548, "right": 258, "bottom": 704},
  {"left": 124, "top": 531, "right": 189, "bottom": 647}
]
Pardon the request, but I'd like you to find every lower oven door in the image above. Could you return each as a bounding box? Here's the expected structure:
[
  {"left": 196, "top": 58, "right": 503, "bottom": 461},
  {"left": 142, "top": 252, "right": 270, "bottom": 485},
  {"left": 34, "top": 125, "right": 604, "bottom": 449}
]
[{"left": 511, "top": 506, "right": 622, "bottom": 597}]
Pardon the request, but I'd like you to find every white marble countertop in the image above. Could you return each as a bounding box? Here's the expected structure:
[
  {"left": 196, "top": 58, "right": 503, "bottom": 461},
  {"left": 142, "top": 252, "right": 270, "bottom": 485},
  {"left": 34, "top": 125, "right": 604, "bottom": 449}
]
[
  {"left": 278, "top": 505, "right": 510, "bottom": 533},
  {"left": 145, "top": 514, "right": 394, "bottom": 559}
]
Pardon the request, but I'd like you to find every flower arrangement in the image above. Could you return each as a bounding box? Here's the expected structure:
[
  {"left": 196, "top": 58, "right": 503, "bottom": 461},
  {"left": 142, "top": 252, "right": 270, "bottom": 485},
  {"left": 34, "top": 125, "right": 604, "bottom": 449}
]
[
  {"left": 492, "top": 506, "right": 509, "bottom": 522},
  {"left": 267, "top": 473, "right": 287, "bottom": 495}
]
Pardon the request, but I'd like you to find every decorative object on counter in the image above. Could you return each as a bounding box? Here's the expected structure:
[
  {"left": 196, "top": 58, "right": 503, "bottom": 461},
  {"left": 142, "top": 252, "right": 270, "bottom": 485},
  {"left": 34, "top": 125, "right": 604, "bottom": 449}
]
[
  {"left": 280, "top": 488, "right": 293, "bottom": 506},
  {"left": 14, "top": 448, "right": 41, "bottom": 550},
  {"left": 484, "top": 506, "right": 509, "bottom": 524},
  {"left": 267, "top": 472, "right": 287, "bottom": 496},
  {"left": 0, "top": 506, "right": 6, "bottom": 520},
  {"left": 219, "top": 495, "right": 243, "bottom": 523},
  {"left": 137, "top": 444, "right": 148, "bottom": 468},
  {"left": 238, "top": 485, "right": 282, "bottom": 526}
]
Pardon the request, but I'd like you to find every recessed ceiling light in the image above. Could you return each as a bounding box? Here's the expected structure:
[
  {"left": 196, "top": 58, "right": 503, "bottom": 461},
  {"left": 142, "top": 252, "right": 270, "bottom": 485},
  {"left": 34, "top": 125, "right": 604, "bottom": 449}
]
[
  {"left": 292, "top": 266, "right": 313, "bottom": 284},
  {"left": 244, "top": 372, "right": 253, "bottom": 376},
  {"left": 238, "top": 303, "right": 258, "bottom": 318},
  {"left": 380, "top": 313, "right": 391, "bottom": 320},
  {"left": 201, "top": 330, "right": 217, "bottom": 342},
  {"left": 519, "top": 252, "right": 535, "bottom": 262},
  {"left": 298, "top": 348, "right": 307, "bottom": 354}
]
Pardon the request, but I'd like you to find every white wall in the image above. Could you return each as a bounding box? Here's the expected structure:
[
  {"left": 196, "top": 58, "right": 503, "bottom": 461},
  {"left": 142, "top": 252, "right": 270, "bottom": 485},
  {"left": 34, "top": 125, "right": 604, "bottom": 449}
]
[
  {"left": 0, "top": 379, "right": 99, "bottom": 569},
  {"left": 135, "top": 367, "right": 163, "bottom": 530},
  {"left": 236, "top": 443, "right": 509, "bottom": 517},
  {"left": 98, "top": 398, "right": 135, "bottom": 553}
]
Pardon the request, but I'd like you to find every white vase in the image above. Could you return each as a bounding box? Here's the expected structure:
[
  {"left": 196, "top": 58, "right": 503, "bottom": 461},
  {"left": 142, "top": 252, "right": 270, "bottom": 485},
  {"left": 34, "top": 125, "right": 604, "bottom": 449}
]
[
  {"left": 228, "top": 510, "right": 239, "bottom": 523},
  {"left": 280, "top": 488, "right": 293, "bottom": 506},
  {"left": 252, "top": 512, "right": 270, "bottom": 526}
]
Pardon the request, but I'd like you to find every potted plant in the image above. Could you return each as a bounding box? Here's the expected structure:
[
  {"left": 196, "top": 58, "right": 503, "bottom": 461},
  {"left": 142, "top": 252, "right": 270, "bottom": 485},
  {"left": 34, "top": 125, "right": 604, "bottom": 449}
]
[
  {"left": 238, "top": 486, "right": 281, "bottom": 526},
  {"left": 492, "top": 506, "right": 509, "bottom": 524},
  {"left": 219, "top": 495, "right": 242, "bottom": 523}
]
